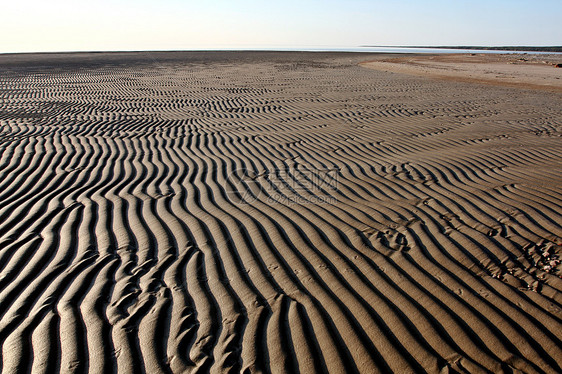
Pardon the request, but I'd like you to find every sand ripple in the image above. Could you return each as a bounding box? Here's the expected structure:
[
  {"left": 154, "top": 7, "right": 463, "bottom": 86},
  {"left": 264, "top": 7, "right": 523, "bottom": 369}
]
[{"left": 0, "top": 52, "right": 561, "bottom": 373}]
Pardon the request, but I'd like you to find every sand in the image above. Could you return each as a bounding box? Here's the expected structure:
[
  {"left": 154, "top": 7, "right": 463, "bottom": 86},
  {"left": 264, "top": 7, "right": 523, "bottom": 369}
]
[
  {"left": 361, "top": 53, "right": 562, "bottom": 92},
  {"left": 0, "top": 51, "right": 561, "bottom": 373}
]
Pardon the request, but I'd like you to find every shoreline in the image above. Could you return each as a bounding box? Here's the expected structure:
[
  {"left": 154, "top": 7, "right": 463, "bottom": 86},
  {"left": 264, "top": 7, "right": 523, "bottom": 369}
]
[
  {"left": 365, "top": 46, "right": 562, "bottom": 53},
  {"left": 4, "top": 46, "right": 562, "bottom": 58}
]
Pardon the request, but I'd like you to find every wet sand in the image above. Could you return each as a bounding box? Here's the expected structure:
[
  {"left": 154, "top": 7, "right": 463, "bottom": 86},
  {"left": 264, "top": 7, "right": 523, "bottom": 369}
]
[{"left": 0, "top": 51, "right": 561, "bottom": 373}]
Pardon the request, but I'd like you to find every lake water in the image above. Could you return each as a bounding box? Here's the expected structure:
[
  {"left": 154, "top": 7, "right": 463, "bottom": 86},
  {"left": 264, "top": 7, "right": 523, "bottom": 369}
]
[{"left": 181, "top": 45, "right": 561, "bottom": 55}]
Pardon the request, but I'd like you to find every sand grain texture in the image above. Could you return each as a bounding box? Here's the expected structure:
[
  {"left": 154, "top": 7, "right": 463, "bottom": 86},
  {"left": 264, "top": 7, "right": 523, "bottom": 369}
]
[{"left": 0, "top": 51, "right": 561, "bottom": 373}]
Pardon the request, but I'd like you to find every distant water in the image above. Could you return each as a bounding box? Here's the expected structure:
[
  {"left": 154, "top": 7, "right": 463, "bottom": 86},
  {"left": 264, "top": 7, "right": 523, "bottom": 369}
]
[{"left": 182, "top": 45, "right": 561, "bottom": 55}]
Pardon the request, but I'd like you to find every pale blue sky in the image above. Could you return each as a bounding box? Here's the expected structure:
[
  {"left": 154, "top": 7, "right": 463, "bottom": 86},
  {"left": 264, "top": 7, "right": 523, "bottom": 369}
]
[{"left": 2, "top": 0, "right": 560, "bottom": 53}]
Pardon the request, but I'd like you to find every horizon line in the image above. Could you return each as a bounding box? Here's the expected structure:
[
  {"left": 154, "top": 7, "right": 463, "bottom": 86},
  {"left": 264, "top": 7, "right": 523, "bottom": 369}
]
[{"left": 3, "top": 45, "right": 562, "bottom": 56}]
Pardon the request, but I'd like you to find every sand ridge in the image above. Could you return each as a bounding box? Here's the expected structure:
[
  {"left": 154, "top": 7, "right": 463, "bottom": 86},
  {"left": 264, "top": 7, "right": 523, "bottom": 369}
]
[{"left": 0, "top": 51, "right": 561, "bottom": 373}]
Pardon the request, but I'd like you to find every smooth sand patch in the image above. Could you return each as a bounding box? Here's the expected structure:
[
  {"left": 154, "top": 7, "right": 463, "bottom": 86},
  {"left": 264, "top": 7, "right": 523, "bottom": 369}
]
[{"left": 361, "top": 53, "right": 562, "bottom": 92}]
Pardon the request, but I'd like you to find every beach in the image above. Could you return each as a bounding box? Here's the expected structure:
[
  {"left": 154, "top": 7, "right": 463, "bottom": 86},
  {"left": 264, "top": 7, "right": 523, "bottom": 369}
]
[
  {"left": 361, "top": 52, "right": 562, "bottom": 92},
  {"left": 0, "top": 51, "right": 561, "bottom": 373}
]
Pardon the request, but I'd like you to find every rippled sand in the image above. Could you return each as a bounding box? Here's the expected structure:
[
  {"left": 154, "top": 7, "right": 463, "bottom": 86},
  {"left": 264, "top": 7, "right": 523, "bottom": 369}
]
[{"left": 1, "top": 51, "right": 561, "bottom": 373}]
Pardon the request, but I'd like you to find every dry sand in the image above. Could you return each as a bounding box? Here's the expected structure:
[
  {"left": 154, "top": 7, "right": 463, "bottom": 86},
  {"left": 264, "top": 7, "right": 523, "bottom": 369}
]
[
  {"left": 0, "top": 51, "right": 561, "bottom": 373},
  {"left": 361, "top": 53, "right": 562, "bottom": 92}
]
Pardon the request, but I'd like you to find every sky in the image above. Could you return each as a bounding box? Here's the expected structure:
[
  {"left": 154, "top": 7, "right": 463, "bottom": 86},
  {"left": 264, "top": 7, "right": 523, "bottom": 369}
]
[{"left": 1, "top": 0, "right": 561, "bottom": 53}]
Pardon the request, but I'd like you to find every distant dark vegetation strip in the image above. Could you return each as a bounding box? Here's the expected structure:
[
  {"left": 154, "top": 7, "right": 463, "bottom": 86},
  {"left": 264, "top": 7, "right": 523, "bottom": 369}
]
[{"left": 374, "top": 46, "right": 562, "bottom": 53}]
